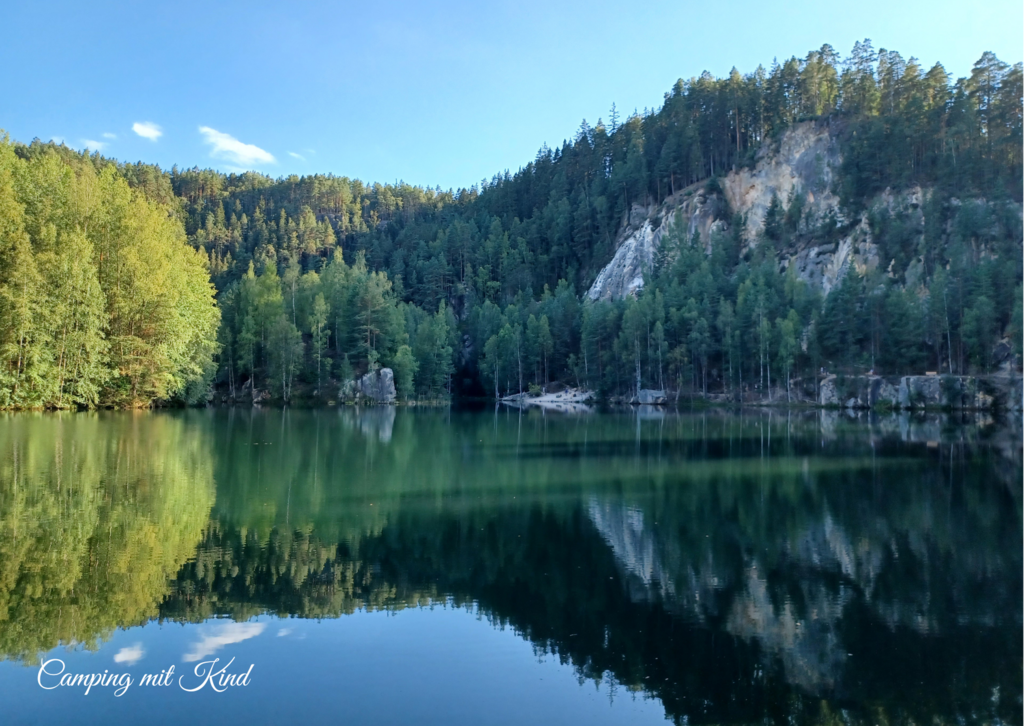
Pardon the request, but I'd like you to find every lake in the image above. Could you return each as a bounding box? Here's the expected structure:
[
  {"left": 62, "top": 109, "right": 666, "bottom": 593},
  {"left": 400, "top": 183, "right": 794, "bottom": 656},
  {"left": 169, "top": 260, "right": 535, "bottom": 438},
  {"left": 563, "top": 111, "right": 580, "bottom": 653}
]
[{"left": 0, "top": 407, "right": 1020, "bottom": 725}]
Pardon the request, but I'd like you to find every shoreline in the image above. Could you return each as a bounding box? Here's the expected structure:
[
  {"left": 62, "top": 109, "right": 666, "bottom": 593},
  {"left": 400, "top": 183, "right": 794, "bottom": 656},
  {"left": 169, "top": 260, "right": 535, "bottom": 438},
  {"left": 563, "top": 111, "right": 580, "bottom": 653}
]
[{"left": 4, "top": 371, "right": 1022, "bottom": 414}]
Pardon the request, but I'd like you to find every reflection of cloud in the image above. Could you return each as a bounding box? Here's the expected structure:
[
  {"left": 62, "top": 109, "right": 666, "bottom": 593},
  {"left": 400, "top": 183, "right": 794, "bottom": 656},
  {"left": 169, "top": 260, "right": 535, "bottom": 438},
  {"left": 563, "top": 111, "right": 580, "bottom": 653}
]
[
  {"left": 114, "top": 643, "right": 144, "bottom": 665},
  {"left": 199, "top": 126, "right": 274, "bottom": 169},
  {"left": 184, "top": 622, "right": 265, "bottom": 662},
  {"left": 277, "top": 627, "right": 292, "bottom": 637},
  {"left": 132, "top": 122, "right": 162, "bottom": 141}
]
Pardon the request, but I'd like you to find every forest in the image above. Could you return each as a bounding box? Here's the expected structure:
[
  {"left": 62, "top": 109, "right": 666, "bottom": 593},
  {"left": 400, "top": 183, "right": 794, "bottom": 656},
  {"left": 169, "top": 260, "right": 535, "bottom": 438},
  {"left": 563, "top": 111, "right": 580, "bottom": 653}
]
[{"left": 0, "top": 40, "right": 1020, "bottom": 407}]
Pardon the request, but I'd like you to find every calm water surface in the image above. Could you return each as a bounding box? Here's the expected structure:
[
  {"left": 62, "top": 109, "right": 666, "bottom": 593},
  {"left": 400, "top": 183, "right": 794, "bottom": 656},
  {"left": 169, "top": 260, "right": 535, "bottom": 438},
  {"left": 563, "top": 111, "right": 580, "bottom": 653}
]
[{"left": 0, "top": 407, "right": 1020, "bottom": 725}]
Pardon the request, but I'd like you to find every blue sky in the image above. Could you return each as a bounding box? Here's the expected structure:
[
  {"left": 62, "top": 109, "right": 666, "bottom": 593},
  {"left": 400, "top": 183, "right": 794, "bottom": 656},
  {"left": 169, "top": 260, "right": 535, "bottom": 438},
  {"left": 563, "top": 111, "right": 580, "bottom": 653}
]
[{"left": 3, "top": 0, "right": 1021, "bottom": 190}]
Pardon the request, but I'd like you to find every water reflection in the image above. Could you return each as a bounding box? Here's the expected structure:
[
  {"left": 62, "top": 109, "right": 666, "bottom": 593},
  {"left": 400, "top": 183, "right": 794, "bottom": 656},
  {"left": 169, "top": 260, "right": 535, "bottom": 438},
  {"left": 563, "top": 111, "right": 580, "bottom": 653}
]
[
  {"left": 0, "top": 408, "right": 1020, "bottom": 724},
  {"left": 0, "top": 413, "right": 214, "bottom": 661}
]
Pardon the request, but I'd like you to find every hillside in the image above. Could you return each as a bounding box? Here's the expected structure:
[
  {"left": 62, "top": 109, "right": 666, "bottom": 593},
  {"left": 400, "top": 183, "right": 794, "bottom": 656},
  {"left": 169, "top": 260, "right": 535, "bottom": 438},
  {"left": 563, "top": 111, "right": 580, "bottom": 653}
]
[{"left": 0, "top": 41, "right": 1021, "bottom": 408}]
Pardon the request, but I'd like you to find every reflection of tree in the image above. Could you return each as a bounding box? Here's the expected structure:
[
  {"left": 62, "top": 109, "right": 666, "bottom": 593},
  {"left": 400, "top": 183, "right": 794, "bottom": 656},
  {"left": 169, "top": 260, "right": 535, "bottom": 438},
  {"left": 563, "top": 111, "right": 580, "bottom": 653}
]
[
  {"left": 161, "top": 524, "right": 428, "bottom": 622},
  {"left": 158, "top": 406, "right": 1020, "bottom": 724},
  {"left": 0, "top": 413, "right": 215, "bottom": 662},
  {"left": 2, "top": 408, "right": 1020, "bottom": 724},
  {"left": 161, "top": 484, "right": 1021, "bottom": 724}
]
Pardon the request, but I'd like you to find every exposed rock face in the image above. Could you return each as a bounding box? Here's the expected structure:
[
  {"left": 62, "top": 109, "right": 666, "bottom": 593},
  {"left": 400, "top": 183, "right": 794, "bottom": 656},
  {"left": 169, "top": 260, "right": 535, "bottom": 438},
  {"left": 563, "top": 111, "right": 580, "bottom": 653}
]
[
  {"left": 341, "top": 368, "right": 397, "bottom": 404},
  {"left": 587, "top": 120, "right": 885, "bottom": 300},
  {"left": 585, "top": 214, "right": 653, "bottom": 301},
  {"left": 587, "top": 192, "right": 724, "bottom": 301},
  {"left": 721, "top": 120, "right": 842, "bottom": 245},
  {"left": 819, "top": 374, "right": 1022, "bottom": 411},
  {"left": 784, "top": 217, "right": 880, "bottom": 296},
  {"left": 898, "top": 374, "right": 1023, "bottom": 411},
  {"left": 819, "top": 375, "right": 898, "bottom": 408}
]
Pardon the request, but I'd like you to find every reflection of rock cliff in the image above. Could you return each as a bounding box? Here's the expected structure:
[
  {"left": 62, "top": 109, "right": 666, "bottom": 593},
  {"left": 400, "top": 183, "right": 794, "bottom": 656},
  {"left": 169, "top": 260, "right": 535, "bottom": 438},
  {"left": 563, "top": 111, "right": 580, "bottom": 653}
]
[
  {"left": 726, "top": 563, "right": 852, "bottom": 691},
  {"left": 586, "top": 463, "right": 1021, "bottom": 694},
  {"left": 587, "top": 498, "right": 674, "bottom": 601},
  {"left": 151, "top": 409, "right": 1020, "bottom": 724}
]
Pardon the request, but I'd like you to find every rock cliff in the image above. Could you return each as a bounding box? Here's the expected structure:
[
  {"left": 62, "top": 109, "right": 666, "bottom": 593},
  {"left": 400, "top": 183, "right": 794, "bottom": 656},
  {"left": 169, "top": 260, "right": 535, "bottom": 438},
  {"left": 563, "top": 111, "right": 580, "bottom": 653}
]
[
  {"left": 819, "top": 373, "right": 1023, "bottom": 411},
  {"left": 586, "top": 191, "right": 725, "bottom": 301},
  {"left": 587, "top": 120, "right": 882, "bottom": 300}
]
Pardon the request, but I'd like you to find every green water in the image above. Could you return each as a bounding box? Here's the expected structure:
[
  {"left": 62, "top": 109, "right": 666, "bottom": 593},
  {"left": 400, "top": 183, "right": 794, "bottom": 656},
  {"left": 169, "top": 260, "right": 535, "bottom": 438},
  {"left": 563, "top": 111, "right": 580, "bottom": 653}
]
[{"left": 0, "top": 408, "right": 1020, "bottom": 725}]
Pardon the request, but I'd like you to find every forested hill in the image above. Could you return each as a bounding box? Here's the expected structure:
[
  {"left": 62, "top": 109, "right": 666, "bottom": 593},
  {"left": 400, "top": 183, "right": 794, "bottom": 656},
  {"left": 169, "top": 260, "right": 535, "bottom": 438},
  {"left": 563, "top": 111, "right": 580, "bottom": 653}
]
[{"left": 1, "top": 41, "right": 1021, "bottom": 408}]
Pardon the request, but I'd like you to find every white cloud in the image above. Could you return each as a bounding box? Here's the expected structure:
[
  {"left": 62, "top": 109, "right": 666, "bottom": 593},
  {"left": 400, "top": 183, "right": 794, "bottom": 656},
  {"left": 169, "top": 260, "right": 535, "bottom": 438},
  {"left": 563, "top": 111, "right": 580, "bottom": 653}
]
[
  {"left": 132, "top": 121, "right": 162, "bottom": 141},
  {"left": 288, "top": 151, "right": 305, "bottom": 161},
  {"left": 113, "top": 643, "right": 145, "bottom": 665},
  {"left": 184, "top": 621, "right": 265, "bottom": 662},
  {"left": 102, "top": 132, "right": 117, "bottom": 140},
  {"left": 82, "top": 139, "right": 107, "bottom": 151},
  {"left": 199, "top": 126, "right": 275, "bottom": 169},
  {"left": 49, "top": 136, "right": 65, "bottom": 145}
]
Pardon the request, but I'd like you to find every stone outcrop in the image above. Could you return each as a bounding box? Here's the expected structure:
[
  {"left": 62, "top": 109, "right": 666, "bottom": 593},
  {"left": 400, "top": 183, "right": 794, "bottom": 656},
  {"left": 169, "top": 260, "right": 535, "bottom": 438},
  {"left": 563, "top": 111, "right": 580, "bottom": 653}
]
[
  {"left": 587, "top": 120, "right": 886, "bottom": 301},
  {"left": 238, "top": 378, "right": 270, "bottom": 404},
  {"left": 818, "top": 375, "right": 898, "bottom": 409},
  {"left": 819, "top": 374, "right": 1022, "bottom": 411},
  {"left": 721, "top": 120, "right": 842, "bottom": 246},
  {"left": 340, "top": 367, "right": 397, "bottom": 404},
  {"left": 630, "top": 389, "right": 667, "bottom": 405},
  {"left": 501, "top": 387, "right": 594, "bottom": 413},
  {"left": 587, "top": 192, "right": 725, "bottom": 301}
]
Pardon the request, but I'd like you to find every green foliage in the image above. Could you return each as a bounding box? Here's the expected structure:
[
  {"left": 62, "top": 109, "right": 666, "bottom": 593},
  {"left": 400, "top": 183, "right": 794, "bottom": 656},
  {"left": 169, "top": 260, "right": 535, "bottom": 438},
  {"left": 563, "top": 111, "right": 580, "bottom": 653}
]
[
  {"left": 0, "top": 414, "right": 215, "bottom": 661},
  {"left": 0, "top": 136, "right": 219, "bottom": 409},
  {"left": 391, "top": 344, "right": 417, "bottom": 400},
  {"left": 411, "top": 302, "right": 456, "bottom": 397},
  {"left": 3, "top": 42, "right": 1021, "bottom": 405},
  {"left": 962, "top": 295, "right": 997, "bottom": 371}
]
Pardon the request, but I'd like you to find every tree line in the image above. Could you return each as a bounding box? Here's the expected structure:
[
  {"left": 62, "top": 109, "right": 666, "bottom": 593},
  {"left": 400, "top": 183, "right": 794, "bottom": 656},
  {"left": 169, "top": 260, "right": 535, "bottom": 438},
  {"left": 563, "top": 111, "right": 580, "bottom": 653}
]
[
  {"left": 0, "top": 138, "right": 219, "bottom": 408},
  {"left": 1, "top": 41, "right": 1020, "bottom": 407}
]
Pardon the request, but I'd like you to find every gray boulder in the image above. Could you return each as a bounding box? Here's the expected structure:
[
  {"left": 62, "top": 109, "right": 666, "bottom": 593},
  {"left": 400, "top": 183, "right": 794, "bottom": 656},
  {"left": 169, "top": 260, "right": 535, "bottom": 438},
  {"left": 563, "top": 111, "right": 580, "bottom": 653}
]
[
  {"left": 898, "top": 375, "right": 943, "bottom": 408},
  {"left": 340, "top": 368, "right": 397, "bottom": 404},
  {"left": 631, "top": 389, "right": 667, "bottom": 405},
  {"left": 820, "top": 375, "right": 900, "bottom": 408},
  {"left": 358, "top": 367, "right": 397, "bottom": 403},
  {"left": 891, "top": 374, "right": 1022, "bottom": 411},
  {"left": 819, "top": 376, "right": 839, "bottom": 406}
]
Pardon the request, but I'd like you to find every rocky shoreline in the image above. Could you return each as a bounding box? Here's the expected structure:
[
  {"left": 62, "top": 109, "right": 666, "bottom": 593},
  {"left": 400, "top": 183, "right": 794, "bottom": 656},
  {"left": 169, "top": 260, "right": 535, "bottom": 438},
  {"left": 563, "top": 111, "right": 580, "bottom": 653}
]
[
  {"left": 816, "top": 373, "right": 1023, "bottom": 411},
  {"left": 221, "top": 371, "right": 1023, "bottom": 414}
]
